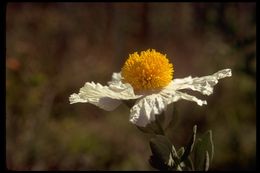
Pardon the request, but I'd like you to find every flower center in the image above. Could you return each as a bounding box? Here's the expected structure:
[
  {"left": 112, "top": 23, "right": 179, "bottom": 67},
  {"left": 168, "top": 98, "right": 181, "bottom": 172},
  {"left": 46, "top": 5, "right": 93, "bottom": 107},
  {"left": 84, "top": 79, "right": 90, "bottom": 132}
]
[{"left": 121, "top": 49, "right": 174, "bottom": 92}]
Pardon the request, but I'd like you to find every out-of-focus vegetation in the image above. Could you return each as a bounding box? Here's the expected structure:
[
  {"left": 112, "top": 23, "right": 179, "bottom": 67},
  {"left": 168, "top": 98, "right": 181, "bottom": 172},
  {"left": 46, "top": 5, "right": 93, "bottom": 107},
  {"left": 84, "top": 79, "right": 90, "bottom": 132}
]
[{"left": 6, "top": 2, "right": 256, "bottom": 170}]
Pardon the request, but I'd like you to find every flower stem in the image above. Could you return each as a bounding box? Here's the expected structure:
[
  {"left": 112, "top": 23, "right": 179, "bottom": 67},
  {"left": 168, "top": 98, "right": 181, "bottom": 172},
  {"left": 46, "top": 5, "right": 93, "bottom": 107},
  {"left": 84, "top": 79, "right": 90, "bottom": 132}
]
[{"left": 155, "top": 116, "right": 165, "bottom": 136}]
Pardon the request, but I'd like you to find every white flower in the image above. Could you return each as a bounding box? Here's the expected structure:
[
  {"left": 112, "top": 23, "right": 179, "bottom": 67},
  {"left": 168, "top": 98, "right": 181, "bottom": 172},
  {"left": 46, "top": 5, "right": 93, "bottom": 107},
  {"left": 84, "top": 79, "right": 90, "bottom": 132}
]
[{"left": 69, "top": 49, "right": 232, "bottom": 127}]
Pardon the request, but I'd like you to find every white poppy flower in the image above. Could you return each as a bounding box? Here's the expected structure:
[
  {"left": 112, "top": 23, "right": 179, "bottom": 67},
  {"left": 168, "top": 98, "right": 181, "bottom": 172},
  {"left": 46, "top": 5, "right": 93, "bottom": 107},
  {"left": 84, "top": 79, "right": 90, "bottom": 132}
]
[{"left": 69, "top": 49, "right": 232, "bottom": 127}]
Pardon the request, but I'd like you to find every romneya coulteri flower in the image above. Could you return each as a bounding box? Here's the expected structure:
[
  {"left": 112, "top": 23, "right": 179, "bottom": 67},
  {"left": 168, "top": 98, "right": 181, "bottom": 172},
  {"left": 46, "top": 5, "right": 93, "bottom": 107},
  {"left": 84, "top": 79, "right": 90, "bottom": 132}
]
[{"left": 69, "top": 49, "right": 232, "bottom": 127}]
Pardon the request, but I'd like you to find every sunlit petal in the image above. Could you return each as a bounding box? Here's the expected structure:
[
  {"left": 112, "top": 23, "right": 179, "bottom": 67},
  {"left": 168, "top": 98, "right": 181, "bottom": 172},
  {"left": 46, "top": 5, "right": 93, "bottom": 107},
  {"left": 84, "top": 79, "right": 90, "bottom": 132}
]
[
  {"left": 129, "top": 94, "right": 167, "bottom": 127},
  {"left": 69, "top": 81, "right": 140, "bottom": 111},
  {"left": 162, "top": 90, "right": 207, "bottom": 106},
  {"left": 170, "top": 69, "right": 232, "bottom": 95}
]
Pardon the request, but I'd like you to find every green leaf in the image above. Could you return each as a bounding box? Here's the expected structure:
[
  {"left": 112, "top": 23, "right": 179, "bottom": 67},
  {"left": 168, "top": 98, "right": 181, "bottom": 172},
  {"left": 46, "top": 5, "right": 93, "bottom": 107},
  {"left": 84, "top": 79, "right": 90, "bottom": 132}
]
[
  {"left": 194, "top": 130, "right": 214, "bottom": 171},
  {"left": 149, "top": 154, "right": 169, "bottom": 170},
  {"left": 183, "top": 156, "right": 194, "bottom": 171},
  {"left": 149, "top": 135, "right": 173, "bottom": 164},
  {"left": 177, "top": 147, "right": 185, "bottom": 158},
  {"left": 194, "top": 138, "right": 203, "bottom": 170},
  {"left": 201, "top": 130, "right": 214, "bottom": 161},
  {"left": 204, "top": 151, "right": 210, "bottom": 171},
  {"left": 180, "top": 125, "right": 197, "bottom": 162},
  {"left": 171, "top": 145, "right": 180, "bottom": 165},
  {"left": 149, "top": 135, "right": 181, "bottom": 170}
]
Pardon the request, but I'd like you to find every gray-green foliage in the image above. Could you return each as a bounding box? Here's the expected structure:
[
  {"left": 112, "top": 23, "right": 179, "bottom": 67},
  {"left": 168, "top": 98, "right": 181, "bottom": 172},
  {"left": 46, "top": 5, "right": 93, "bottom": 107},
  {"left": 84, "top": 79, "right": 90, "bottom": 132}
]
[
  {"left": 194, "top": 130, "right": 214, "bottom": 171},
  {"left": 148, "top": 125, "right": 214, "bottom": 171}
]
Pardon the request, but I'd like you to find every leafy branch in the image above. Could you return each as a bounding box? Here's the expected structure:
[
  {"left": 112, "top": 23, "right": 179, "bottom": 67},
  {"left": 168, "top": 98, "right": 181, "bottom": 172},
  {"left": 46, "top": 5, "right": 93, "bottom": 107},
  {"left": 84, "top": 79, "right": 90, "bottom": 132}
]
[{"left": 147, "top": 125, "right": 214, "bottom": 171}]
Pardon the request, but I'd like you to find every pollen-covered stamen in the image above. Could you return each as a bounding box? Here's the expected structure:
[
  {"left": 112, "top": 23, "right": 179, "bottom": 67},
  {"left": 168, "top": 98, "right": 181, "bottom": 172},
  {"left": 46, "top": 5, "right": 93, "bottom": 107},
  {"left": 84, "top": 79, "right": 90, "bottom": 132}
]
[{"left": 121, "top": 49, "right": 174, "bottom": 92}]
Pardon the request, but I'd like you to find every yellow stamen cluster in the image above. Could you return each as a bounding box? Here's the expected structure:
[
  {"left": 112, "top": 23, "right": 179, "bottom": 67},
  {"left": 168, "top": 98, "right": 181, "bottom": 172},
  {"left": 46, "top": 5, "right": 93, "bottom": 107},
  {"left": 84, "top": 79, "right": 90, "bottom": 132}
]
[{"left": 121, "top": 49, "right": 174, "bottom": 92}]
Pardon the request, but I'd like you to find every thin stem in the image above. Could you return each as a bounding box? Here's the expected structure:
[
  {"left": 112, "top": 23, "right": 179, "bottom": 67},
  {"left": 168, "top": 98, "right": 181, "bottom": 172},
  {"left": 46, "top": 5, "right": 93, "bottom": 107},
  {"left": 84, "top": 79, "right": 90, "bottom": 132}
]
[{"left": 155, "top": 116, "right": 165, "bottom": 136}]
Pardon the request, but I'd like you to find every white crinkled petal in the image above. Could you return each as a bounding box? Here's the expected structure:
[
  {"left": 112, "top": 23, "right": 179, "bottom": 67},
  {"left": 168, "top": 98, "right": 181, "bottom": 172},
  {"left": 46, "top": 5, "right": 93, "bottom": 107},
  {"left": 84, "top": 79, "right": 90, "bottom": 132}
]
[
  {"left": 109, "top": 72, "right": 122, "bottom": 83},
  {"left": 107, "top": 72, "right": 134, "bottom": 92},
  {"left": 69, "top": 81, "right": 141, "bottom": 111},
  {"left": 159, "top": 68, "right": 232, "bottom": 106},
  {"left": 70, "top": 69, "right": 232, "bottom": 126},
  {"left": 129, "top": 94, "right": 167, "bottom": 127},
  {"left": 160, "top": 90, "right": 207, "bottom": 106},
  {"left": 171, "top": 69, "right": 232, "bottom": 95}
]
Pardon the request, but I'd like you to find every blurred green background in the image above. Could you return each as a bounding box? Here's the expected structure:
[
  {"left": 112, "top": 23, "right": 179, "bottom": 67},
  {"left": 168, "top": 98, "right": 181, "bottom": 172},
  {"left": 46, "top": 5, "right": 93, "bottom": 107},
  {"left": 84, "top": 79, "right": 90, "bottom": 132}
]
[{"left": 6, "top": 2, "right": 256, "bottom": 171}]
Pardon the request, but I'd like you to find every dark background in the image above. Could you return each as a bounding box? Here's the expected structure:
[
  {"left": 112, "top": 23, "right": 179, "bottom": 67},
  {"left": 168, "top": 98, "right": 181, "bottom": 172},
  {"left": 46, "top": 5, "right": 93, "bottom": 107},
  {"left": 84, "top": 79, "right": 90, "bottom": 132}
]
[{"left": 6, "top": 2, "right": 256, "bottom": 170}]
